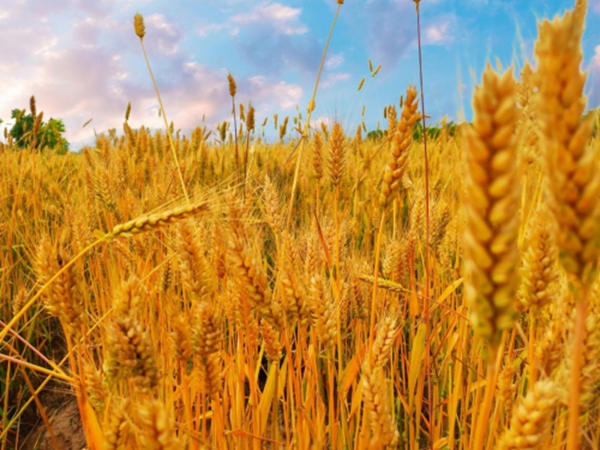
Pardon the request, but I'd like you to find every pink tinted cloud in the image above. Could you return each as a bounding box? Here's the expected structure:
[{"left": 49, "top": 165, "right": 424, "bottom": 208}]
[
  {"left": 144, "top": 14, "right": 184, "bottom": 56},
  {"left": 0, "top": 10, "right": 56, "bottom": 68},
  {"left": 1, "top": 2, "right": 305, "bottom": 148},
  {"left": 232, "top": 2, "right": 308, "bottom": 35},
  {"left": 4, "top": 0, "right": 115, "bottom": 18}
]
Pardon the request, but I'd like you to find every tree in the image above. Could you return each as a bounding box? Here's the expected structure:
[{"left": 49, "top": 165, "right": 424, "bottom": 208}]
[
  {"left": 412, "top": 120, "right": 457, "bottom": 142},
  {"left": 366, "top": 129, "right": 384, "bottom": 141},
  {"left": 2, "top": 97, "right": 69, "bottom": 153}
]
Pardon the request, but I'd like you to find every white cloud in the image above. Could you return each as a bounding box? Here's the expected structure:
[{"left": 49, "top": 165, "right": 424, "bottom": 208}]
[
  {"left": 325, "top": 53, "right": 344, "bottom": 70},
  {"left": 593, "top": 45, "right": 600, "bottom": 71},
  {"left": 322, "top": 72, "right": 350, "bottom": 88},
  {"left": 424, "top": 20, "right": 453, "bottom": 45},
  {"left": 249, "top": 76, "right": 303, "bottom": 110},
  {"left": 311, "top": 116, "right": 333, "bottom": 130},
  {"left": 144, "top": 14, "right": 183, "bottom": 56},
  {"left": 232, "top": 2, "right": 308, "bottom": 35},
  {"left": 196, "top": 21, "right": 225, "bottom": 37},
  {"left": 365, "top": 2, "right": 455, "bottom": 70}
]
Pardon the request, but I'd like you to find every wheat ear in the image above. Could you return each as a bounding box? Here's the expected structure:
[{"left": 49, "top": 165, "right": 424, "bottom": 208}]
[
  {"left": 534, "top": 4, "right": 600, "bottom": 446},
  {"left": 105, "top": 201, "right": 208, "bottom": 240},
  {"left": 463, "top": 64, "right": 520, "bottom": 347},
  {"left": 498, "top": 380, "right": 560, "bottom": 450}
]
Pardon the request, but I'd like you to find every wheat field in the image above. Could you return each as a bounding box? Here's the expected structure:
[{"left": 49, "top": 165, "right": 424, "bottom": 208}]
[{"left": 1, "top": 1, "right": 600, "bottom": 449}]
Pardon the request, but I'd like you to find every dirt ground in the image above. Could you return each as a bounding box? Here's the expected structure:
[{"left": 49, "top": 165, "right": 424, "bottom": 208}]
[{"left": 20, "top": 395, "right": 87, "bottom": 450}]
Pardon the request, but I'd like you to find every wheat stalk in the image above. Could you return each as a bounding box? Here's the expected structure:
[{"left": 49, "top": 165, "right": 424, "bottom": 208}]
[
  {"left": 534, "top": 4, "right": 600, "bottom": 445},
  {"left": 464, "top": 64, "right": 520, "bottom": 449}
]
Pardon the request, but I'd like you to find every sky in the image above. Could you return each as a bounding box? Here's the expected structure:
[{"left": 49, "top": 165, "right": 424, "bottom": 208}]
[{"left": 1, "top": 0, "right": 600, "bottom": 149}]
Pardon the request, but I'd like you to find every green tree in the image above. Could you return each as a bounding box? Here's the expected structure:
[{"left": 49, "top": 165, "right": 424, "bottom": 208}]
[
  {"left": 412, "top": 120, "right": 457, "bottom": 142},
  {"left": 366, "top": 129, "right": 384, "bottom": 141},
  {"left": 5, "top": 105, "right": 69, "bottom": 153}
]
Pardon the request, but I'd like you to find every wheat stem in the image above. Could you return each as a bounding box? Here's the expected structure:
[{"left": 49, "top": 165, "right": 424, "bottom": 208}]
[
  {"left": 285, "top": 3, "right": 342, "bottom": 231},
  {"left": 137, "top": 31, "right": 190, "bottom": 204},
  {"left": 567, "top": 292, "right": 588, "bottom": 449}
]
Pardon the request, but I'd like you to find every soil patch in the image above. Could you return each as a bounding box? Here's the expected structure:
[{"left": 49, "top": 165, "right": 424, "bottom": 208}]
[{"left": 20, "top": 394, "right": 86, "bottom": 450}]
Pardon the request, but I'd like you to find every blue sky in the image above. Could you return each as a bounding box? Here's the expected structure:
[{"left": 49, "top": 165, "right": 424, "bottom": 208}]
[{"left": 1, "top": 0, "right": 599, "bottom": 148}]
